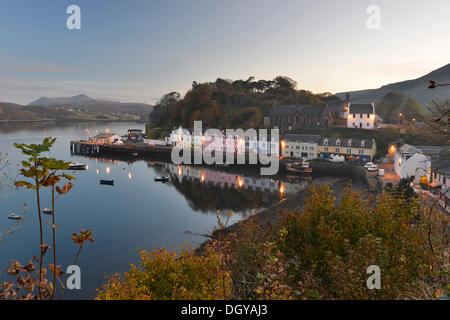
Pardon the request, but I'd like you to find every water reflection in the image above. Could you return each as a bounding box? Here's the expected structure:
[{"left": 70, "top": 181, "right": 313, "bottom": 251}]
[{"left": 145, "top": 162, "right": 310, "bottom": 215}]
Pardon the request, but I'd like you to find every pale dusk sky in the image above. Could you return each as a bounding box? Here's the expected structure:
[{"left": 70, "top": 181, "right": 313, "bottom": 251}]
[{"left": 0, "top": 0, "right": 449, "bottom": 104}]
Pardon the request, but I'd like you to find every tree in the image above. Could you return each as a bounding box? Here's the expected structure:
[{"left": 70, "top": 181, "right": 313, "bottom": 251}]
[
  {"left": 403, "top": 97, "right": 424, "bottom": 121},
  {"left": 171, "top": 83, "right": 220, "bottom": 128}
]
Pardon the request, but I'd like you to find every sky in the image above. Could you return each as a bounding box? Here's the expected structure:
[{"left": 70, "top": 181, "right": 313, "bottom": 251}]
[{"left": 0, "top": 0, "right": 449, "bottom": 105}]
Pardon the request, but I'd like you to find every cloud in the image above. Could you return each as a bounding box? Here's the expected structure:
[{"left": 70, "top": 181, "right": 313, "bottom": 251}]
[{"left": 0, "top": 56, "right": 76, "bottom": 73}]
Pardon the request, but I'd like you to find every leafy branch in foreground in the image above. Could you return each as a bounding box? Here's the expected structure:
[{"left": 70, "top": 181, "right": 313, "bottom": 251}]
[{"left": 1, "top": 138, "right": 93, "bottom": 300}]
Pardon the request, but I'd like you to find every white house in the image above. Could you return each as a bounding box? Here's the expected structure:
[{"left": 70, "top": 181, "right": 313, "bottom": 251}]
[
  {"left": 394, "top": 144, "right": 443, "bottom": 183},
  {"left": 346, "top": 103, "right": 376, "bottom": 129},
  {"left": 89, "top": 133, "right": 123, "bottom": 145},
  {"left": 168, "top": 127, "right": 193, "bottom": 148},
  {"left": 281, "top": 134, "right": 321, "bottom": 159}
]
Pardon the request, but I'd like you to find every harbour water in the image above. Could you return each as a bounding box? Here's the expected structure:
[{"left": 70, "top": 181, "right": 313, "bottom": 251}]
[{"left": 0, "top": 121, "right": 310, "bottom": 299}]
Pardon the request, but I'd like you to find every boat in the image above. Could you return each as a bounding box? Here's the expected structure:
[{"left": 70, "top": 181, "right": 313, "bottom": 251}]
[
  {"left": 154, "top": 176, "right": 170, "bottom": 183},
  {"left": 132, "top": 153, "right": 138, "bottom": 157},
  {"left": 8, "top": 213, "right": 22, "bottom": 220},
  {"left": 286, "top": 161, "right": 313, "bottom": 175},
  {"left": 100, "top": 180, "right": 114, "bottom": 186},
  {"left": 69, "top": 162, "right": 87, "bottom": 170},
  {"left": 43, "top": 208, "right": 52, "bottom": 215}
]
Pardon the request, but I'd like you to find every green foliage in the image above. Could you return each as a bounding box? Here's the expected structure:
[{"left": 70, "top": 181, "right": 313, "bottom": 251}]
[
  {"left": 272, "top": 185, "right": 448, "bottom": 299},
  {"left": 150, "top": 76, "right": 326, "bottom": 129},
  {"left": 403, "top": 97, "right": 424, "bottom": 121},
  {"left": 97, "top": 245, "right": 231, "bottom": 300},
  {"left": 376, "top": 92, "right": 406, "bottom": 123}
]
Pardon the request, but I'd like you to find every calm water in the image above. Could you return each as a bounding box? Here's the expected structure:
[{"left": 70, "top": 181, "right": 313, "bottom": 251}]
[{"left": 0, "top": 122, "right": 308, "bottom": 299}]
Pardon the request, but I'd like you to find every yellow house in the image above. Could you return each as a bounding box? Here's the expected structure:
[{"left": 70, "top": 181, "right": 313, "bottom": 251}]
[{"left": 318, "top": 137, "right": 376, "bottom": 162}]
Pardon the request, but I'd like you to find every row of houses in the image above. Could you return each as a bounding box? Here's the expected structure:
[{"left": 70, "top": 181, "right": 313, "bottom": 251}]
[
  {"left": 168, "top": 127, "right": 377, "bottom": 162},
  {"left": 281, "top": 134, "right": 376, "bottom": 162}
]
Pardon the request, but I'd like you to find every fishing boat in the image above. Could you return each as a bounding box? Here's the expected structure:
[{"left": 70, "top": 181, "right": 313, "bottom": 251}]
[
  {"left": 69, "top": 162, "right": 87, "bottom": 170},
  {"left": 286, "top": 161, "right": 313, "bottom": 175},
  {"left": 100, "top": 179, "right": 114, "bottom": 186},
  {"left": 43, "top": 208, "right": 52, "bottom": 215},
  {"left": 154, "top": 176, "right": 170, "bottom": 183},
  {"left": 8, "top": 213, "right": 22, "bottom": 220}
]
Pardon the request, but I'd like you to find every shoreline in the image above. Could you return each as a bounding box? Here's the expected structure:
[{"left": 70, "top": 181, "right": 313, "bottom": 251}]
[{"left": 196, "top": 176, "right": 369, "bottom": 254}]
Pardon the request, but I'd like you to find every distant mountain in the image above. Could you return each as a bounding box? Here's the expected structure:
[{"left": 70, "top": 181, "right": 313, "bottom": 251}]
[
  {"left": 28, "top": 94, "right": 153, "bottom": 118},
  {"left": 335, "top": 63, "right": 450, "bottom": 105},
  {"left": 28, "top": 94, "right": 97, "bottom": 107}
]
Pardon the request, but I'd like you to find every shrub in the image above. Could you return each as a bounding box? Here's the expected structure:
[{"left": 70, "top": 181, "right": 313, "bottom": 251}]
[{"left": 97, "top": 245, "right": 231, "bottom": 300}]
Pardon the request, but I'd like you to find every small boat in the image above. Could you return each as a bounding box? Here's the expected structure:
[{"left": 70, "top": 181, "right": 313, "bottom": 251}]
[
  {"left": 100, "top": 180, "right": 114, "bottom": 186},
  {"left": 286, "top": 161, "right": 313, "bottom": 175},
  {"left": 154, "top": 176, "right": 170, "bottom": 183},
  {"left": 69, "top": 162, "right": 87, "bottom": 170},
  {"left": 131, "top": 153, "right": 138, "bottom": 157},
  {"left": 43, "top": 208, "right": 52, "bottom": 215},
  {"left": 8, "top": 213, "right": 22, "bottom": 220}
]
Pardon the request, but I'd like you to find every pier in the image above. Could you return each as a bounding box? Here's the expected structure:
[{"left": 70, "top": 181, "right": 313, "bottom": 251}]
[{"left": 70, "top": 141, "right": 173, "bottom": 157}]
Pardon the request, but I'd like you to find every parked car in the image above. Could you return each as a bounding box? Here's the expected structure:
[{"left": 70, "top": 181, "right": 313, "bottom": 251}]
[
  {"left": 378, "top": 169, "right": 385, "bottom": 176},
  {"left": 329, "top": 155, "right": 345, "bottom": 163},
  {"left": 364, "top": 162, "right": 374, "bottom": 169},
  {"left": 367, "top": 165, "right": 379, "bottom": 172}
]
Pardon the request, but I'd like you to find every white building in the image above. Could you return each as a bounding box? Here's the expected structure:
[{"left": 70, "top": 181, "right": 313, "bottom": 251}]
[
  {"left": 281, "top": 134, "right": 321, "bottom": 159},
  {"left": 346, "top": 103, "right": 376, "bottom": 129},
  {"left": 168, "top": 127, "right": 193, "bottom": 148},
  {"left": 394, "top": 144, "right": 442, "bottom": 183},
  {"left": 167, "top": 126, "right": 279, "bottom": 156}
]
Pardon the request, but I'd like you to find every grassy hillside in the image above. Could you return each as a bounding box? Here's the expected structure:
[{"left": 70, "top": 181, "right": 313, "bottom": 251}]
[
  {"left": 336, "top": 63, "right": 450, "bottom": 106},
  {"left": 0, "top": 102, "right": 144, "bottom": 122}
]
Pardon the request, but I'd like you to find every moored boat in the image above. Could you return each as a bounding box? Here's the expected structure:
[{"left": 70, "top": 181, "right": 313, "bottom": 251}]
[
  {"left": 8, "top": 213, "right": 22, "bottom": 220},
  {"left": 154, "top": 176, "right": 170, "bottom": 183},
  {"left": 285, "top": 161, "right": 313, "bottom": 175},
  {"left": 69, "top": 162, "right": 87, "bottom": 170},
  {"left": 43, "top": 208, "right": 52, "bottom": 215},
  {"left": 100, "top": 179, "right": 114, "bottom": 186}
]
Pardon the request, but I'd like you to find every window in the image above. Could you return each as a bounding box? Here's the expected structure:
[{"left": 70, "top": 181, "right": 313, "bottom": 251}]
[
  {"left": 360, "top": 114, "right": 363, "bottom": 118},
  {"left": 336, "top": 148, "right": 340, "bottom": 153},
  {"left": 367, "top": 114, "right": 370, "bottom": 118},
  {"left": 353, "top": 114, "right": 356, "bottom": 118},
  {"left": 367, "top": 123, "right": 370, "bottom": 127},
  {"left": 324, "top": 147, "right": 329, "bottom": 152}
]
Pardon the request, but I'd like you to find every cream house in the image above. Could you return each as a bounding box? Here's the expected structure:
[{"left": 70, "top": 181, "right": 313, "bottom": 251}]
[{"left": 281, "top": 134, "right": 321, "bottom": 159}]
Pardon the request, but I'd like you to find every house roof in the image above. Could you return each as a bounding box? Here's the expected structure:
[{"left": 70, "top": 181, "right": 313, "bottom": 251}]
[
  {"left": 270, "top": 104, "right": 327, "bottom": 117},
  {"left": 348, "top": 103, "right": 374, "bottom": 114},
  {"left": 319, "top": 137, "right": 375, "bottom": 149},
  {"left": 431, "top": 151, "right": 450, "bottom": 176},
  {"left": 284, "top": 134, "right": 321, "bottom": 143}
]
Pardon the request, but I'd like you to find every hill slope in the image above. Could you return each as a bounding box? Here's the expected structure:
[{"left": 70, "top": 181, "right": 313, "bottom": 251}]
[
  {"left": 335, "top": 63, "right": 450, "bottom": 105},
  {"left": 28, "top": 94, "right": 153, "bottom": 118}
]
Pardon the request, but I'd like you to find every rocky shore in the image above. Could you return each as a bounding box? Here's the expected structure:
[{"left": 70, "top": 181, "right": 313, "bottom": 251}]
[{"left": 196, "top": 176, "right": 369, "bottom": 254}]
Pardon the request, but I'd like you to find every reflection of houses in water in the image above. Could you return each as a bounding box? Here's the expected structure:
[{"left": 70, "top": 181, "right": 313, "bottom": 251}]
[{"left": 164, "top": 163, "right": 309, "bottom": 195}]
